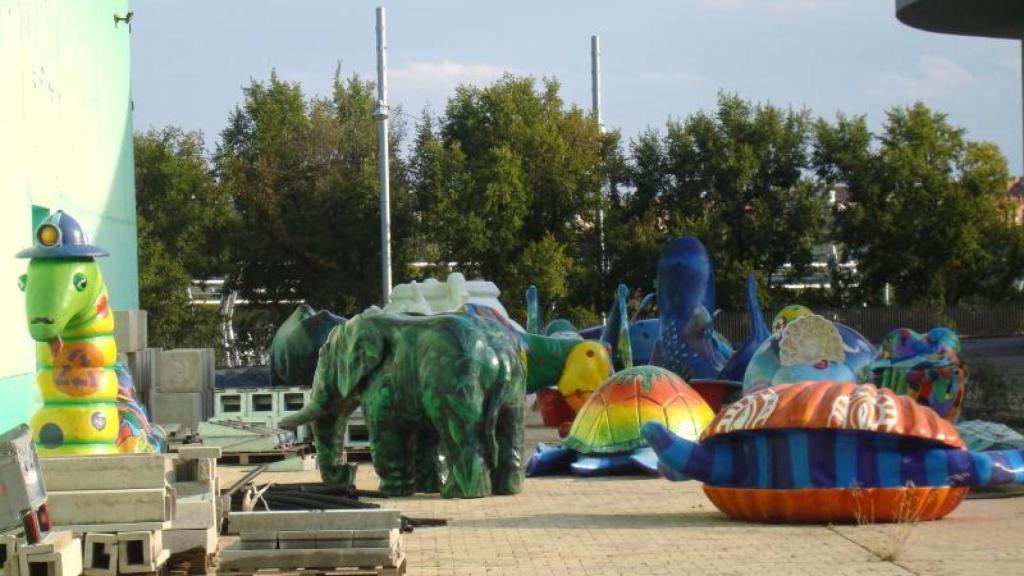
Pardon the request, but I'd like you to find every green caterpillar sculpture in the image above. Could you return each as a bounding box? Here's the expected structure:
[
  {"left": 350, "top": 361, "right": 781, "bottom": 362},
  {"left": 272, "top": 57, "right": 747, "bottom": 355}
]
[{"left": 17, "top": 211, "right": 164, "bottom": 455}]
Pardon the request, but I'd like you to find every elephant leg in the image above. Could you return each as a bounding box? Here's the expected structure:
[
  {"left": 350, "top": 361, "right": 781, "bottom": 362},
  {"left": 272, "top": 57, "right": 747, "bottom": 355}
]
[
  {"left": 490, "top": 400, "right": 525, "bottom": 495},
  {"left": 430, "top": 360, "right": 491, "bottom": 499},
  {"left": 368, "top": 423, "right": 416, "bottom": 496},
  {"left": 413, "top": 426, "right": 441, "bottom": 493},
  {"left": 363, "top": 384, "right": 417, "bottom": 496},
  {"left": 313, "top": 413, "right": 355, "bottom": 487}
]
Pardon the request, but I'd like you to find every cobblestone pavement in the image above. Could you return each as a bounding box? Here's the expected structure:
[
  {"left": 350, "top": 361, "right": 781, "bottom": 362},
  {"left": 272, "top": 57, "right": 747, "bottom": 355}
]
[{"left": 222, "top": 410, "right": 1024, "bottom": 576}]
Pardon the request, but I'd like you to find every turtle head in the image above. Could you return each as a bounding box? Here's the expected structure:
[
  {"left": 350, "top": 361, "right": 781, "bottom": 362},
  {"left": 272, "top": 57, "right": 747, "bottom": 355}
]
[
  {"left": 557, "top": 340, "right": 613, "bottom": 412},
  {"left": 642, "top": 421, "right": 714, "bottom": 484}
]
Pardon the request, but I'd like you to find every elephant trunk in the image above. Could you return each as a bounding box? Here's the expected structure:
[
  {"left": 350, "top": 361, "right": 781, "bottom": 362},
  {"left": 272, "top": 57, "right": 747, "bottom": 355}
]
[
  {"left": 641, "top": 422, "right": 715, "bottom": 483},
  {"left": 944, "top": 448, "right": 1024, "bottom": 487},
  {"left": 279, "top": 403, "right": 324, "bottom": 429}
]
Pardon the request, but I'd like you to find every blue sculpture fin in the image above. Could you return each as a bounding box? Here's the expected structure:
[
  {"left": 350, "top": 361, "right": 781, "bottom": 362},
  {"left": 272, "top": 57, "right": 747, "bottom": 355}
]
[
  {"left": 525, "top": 443, "right": 574, "bottom": 477},
  {"left": 526, "top": 286, "right": 540, "bottom": 334},
  {"left": 717, "top": 274, "right": 770, "bottom": 381}
]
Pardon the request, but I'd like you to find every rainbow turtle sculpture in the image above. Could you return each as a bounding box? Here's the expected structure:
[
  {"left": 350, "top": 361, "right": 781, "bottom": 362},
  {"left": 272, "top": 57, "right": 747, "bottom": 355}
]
[
  {"left": 527, "top": 366, "right": 715, "bottom": 476},
  {"left": 643, "top": 380, "right": 1024, "bottom": 523}
]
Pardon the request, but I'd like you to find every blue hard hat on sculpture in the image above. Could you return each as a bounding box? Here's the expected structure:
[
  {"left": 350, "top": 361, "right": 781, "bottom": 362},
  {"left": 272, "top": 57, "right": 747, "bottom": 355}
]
[{"left": 15, "top": 210, "right": 110, "bottom": 259}]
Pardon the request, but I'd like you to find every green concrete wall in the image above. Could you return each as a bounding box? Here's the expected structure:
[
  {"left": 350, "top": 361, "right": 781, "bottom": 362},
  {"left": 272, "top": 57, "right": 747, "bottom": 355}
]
[{"left": 0, "top": 0, "right": 139, "bottom": 431}]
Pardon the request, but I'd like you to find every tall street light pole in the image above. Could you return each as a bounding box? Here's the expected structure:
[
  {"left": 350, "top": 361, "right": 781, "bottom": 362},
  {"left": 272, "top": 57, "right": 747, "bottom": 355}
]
[{"left": 374, "top": 6, "right": 392, "bottom": 303}]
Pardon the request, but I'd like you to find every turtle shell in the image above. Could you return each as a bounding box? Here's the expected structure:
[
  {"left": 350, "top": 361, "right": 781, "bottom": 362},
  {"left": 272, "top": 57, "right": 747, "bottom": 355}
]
[
  {"left": 565, "top": 366, "right": 714, "bottom": 455},
  {"left": 702, "top": 380, "right": 964, "bottom": 449}
]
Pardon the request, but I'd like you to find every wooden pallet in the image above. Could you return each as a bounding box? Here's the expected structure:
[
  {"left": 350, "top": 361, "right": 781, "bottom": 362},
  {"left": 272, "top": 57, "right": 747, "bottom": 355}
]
[{"left": 219, "top": 450, "right": 307, "bottom": 465}]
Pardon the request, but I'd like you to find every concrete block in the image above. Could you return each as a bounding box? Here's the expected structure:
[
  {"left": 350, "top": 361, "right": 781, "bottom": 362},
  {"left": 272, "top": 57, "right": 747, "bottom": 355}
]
[
  {"left": 171, "top": 496, "right": 216, "bottom": 530},
  {"left": 48, "top": 488, "right": 175, "bottom": 526},
  {"left": 170, "top": 481, "right": 215, "bottom": 499},
  {"left": 196, "top": 459, "right": 216, "bottom": 482},
  {"left": 15, "top": 532, "right": 71, "bottom": 556},
  {"left": 83, "top": 533, "right": 117, "bottom": 576},
  {"left": 53, "top": 522, "right": 169, "bottom": 534},
  {"left": 113, "top": 310, "right": 148, "bottom": 353},
  {"left": 270, "top": 529, "right": 391, "bottom": 550},
  {"left": 169, "top": 457, "right": 215, "bottom": 485},
  {"left": 40, "top": 454, "right": 171, "bottom": 492},
  {"left": 237, "top": 532, "right": 277, "bottom": 551},
  {"left": 1, "top": 533, "right": 20, "bottom": 576},
  {"left": 120, "top": 348, "right": 160, "bottom": 414},
  {"left": 156, "top": 349, "right": 213, "bottom": 393},
  {"left": 175, "top": 446, "right": 221, "bottom": 461},
  {"left": 161, "top": 527, "right": 217, "bottom": 555},
  {"left": 276, "top": 532, "right": 316, "bottom": 550},
  {"left": 153, "top": 392, "right": 203, "bottom": 430},
  {"left": 316, "top": 529, "right": 392, "bottom": 550},
  {"left": 117, "top": 531, "right": 165, "bottom": 574},
  {"left": 218, "top": 532, "right": 401, "bottom": 571},
  {"left": 227, "top": 509, "right": 401, "bottom": 534},
  {"left": 18, "top": 535, "right": 81, "bottom": 576}
]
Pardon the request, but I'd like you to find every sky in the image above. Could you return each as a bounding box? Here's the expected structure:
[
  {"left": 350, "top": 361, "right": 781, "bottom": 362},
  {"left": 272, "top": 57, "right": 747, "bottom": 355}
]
[{"left": 131, "top": 0, "right": 1024, "bottom": 174}]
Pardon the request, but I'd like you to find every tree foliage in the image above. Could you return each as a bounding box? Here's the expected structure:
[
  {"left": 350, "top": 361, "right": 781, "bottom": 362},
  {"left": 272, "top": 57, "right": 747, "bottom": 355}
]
[
  {"left": 133, "top": 127, "right": 229, "bottom": 349},
  {"left": 608, "top": 93, "right": 827, "bottom": 309},
  {"left": 814, "top": 103, "right": 1022, "bottom": 307},
  {"left": 411, "top": 75, "right": 615, "bottom": 321},
  {"left": 216, "top": 69, "right": 414, "bottom": 315},
  {"left": 136, "top": 72, "right": 1024, "bottom": 358}
]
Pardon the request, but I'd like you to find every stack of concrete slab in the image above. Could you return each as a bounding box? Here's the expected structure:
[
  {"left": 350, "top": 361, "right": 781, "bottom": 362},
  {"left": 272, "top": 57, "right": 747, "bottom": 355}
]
[
  {"left": 164, "top": 446, "right": 221, "bottom": 568},
  {"left": 213, "top": 386, "right": 314, "bottom": 443},
  {"left": 154, "top": 349, "right": 216, "bottom": 433},
  {"left": 113, "top": 309, "right": 160, "bottom": 415},
  {"left": 222, "top": 509, "right": 405, "bottom": 575},
  {"left": 32, "top": 449, "right": 223, "bottom": 576},
  {"left": 113, "top": 310, "right": 148, "bottom": 356},
  {"left": 39, "top": 454, "right": 175, "bottom": 532}
]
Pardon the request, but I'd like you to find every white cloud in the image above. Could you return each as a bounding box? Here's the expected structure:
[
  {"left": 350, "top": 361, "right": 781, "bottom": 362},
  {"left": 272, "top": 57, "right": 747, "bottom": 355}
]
[
  {"left": 390, "top": 60, "right": 510, "bottom": 85},
  {"left": 872, "top": 55, "right": 976, "bottom": 101}
]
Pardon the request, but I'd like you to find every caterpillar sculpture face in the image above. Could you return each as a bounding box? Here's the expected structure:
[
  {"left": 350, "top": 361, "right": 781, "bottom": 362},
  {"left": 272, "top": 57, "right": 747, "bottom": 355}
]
[{"left": 21, "top": 258, "right": 103, "bottom": 346}]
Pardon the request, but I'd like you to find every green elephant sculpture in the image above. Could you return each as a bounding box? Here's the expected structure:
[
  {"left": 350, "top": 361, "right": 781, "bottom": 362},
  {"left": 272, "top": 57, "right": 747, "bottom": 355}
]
[
  {"left": 268, "top": 304, "right": 346, "bottom": 388},
  {"left": 281, "top": 307, "right": 526, "bottom": 499}
]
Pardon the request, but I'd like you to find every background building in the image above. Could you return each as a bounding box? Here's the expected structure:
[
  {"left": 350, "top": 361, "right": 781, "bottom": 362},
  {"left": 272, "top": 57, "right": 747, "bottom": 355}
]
[{"left": 0, "top": 0, "right": 140, "bottom": 431}]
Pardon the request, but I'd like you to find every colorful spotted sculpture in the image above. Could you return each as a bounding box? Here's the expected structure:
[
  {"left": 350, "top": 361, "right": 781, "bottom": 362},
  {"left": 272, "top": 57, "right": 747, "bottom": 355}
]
[
  {"left": 527, "top": 366, "right": 715, "bottom": 476},
  {"left": 870, "top": 327, "right": 967, "bottom": 421},
  {"left": 643, "top": 380, "right": 1024, "bottom": 523},
  {"left": 17, "top": 211, "right": 165, "bottom": 455}
]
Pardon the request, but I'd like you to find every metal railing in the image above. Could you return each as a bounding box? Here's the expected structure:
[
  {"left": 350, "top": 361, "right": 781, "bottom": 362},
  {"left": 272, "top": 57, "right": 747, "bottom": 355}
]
[{"left": 715, "top": 302, "right": 1024, "bottom": 343}]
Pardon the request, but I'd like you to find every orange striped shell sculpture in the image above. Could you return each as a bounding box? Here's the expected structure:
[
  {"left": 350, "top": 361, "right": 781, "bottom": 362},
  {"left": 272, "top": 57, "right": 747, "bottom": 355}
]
[{"left": 643, "top": 381, "right": 1024, "bottom": 523}]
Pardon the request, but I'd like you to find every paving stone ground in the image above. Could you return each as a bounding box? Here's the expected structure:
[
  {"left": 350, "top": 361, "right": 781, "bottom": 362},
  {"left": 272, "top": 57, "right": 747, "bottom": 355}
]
[{"left": 221, "top": 410, "right": 1024, "bottom": 576}]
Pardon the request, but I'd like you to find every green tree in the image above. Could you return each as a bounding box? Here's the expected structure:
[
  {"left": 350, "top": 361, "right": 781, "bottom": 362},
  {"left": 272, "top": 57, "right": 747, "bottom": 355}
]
[
  {"left": 411, "top": 75, "right": 615, "bottom": 322},
  {"left": 216, "top": 69, "right": 414, "bottom": 316},
  {"left": 814, "top": 103, "right": 1019, "bottom": 306},
  {"left": 134, "top": 127, "right": 231, "bottom": 349},
  {"left": 609, "top": 93, "right": 827, "bottom": 309}
]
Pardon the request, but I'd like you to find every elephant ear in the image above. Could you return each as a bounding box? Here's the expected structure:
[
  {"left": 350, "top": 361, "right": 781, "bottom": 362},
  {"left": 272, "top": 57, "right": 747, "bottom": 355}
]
[{"left": 338, "top": 314, "right": 386, "bottom": 398}]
